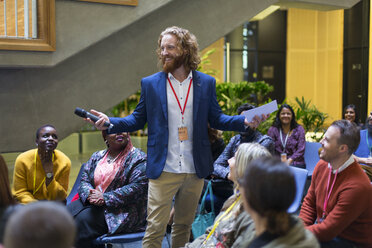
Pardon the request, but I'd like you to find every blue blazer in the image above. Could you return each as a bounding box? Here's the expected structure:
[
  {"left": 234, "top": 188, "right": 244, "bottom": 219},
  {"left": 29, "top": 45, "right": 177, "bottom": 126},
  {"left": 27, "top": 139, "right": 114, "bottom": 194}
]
[{"left": 109, "top": 71, "right": 245, "bottom": 179}]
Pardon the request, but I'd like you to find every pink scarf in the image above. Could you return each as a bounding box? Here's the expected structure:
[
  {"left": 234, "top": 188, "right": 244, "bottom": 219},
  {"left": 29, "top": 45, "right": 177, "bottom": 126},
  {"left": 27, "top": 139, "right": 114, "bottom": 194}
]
[{"left": 94, "top": 137, "right": 133, "bottom": 193}]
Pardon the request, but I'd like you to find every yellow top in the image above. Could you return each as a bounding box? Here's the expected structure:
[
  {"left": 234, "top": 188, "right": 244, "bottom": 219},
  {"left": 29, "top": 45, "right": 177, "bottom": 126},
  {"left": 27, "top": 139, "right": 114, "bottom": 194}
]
[{"left": 12, "top": 148, "right": 71, "bottom": 204}]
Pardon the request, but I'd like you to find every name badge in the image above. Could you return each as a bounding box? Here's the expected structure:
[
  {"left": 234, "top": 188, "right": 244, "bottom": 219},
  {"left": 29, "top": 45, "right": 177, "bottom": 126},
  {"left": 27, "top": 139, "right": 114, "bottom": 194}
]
[
  {"left": 281, "top": 153, "right": 287, "bottom": 162},
  {"left": 178, "top": 126, "right": 188, "bottom": 141}
]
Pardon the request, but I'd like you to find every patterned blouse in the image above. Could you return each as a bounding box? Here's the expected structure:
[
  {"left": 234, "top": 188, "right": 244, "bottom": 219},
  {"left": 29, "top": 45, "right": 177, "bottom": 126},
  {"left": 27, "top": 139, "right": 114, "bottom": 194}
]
[
  {"left": 78, "top": 148, "right": 148, "bottom": 234},
  {"left": 267, "top": 125, "right": 306, "bottom": 167}
]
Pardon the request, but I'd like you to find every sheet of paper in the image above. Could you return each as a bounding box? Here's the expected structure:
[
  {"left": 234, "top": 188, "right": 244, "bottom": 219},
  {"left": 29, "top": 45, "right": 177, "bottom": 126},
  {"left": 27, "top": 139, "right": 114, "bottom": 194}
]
[{"left": 242, "top": 100, "right": 278, "bottom": 122}]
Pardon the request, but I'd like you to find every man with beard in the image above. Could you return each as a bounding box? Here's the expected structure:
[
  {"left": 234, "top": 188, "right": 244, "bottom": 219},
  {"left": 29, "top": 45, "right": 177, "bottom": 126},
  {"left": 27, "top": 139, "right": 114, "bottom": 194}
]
[
  {"left": 210, "top": 103, "right": 274, "bottom": 213},
  {"left": 87, "top": 26, "right": 266, "bottom": 248},
  {"left": 299, "top": 120, "right": 372, "bottom": 247},
  {"left": 12, "top": 124, "right": 71, "bottom": 204},
  {"left": 354, "top": 110, "right": 372, "bottom": 180}
]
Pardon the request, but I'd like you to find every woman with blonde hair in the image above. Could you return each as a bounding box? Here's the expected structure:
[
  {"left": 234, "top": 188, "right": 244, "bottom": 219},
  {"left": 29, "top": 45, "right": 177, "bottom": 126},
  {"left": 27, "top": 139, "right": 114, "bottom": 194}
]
[{"left": 185, "top": 143, "right": 271, "bottom": 248}]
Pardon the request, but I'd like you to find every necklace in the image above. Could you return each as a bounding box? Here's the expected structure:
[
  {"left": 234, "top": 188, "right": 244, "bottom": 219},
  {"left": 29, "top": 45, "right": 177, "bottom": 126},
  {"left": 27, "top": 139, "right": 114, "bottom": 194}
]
[
  {"left": 106, "top": 151, "right": 122, "bottom": 164},
  {"left": 33, "top": 150, "right": 54, "bottom": 195}
]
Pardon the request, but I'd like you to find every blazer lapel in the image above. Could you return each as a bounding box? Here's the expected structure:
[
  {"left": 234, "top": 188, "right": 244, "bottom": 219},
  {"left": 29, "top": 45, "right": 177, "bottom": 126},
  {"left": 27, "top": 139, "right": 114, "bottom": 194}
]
[
  {"left": 193, "top": 71, "right": 201, "bottom": 123},
  {"left": 159, "top": 72, "right": 168, "bottom": 121}
]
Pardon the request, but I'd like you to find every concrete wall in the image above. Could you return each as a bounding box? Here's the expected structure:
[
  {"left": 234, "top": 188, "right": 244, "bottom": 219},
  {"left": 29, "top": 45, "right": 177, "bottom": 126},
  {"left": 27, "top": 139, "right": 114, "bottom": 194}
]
[
  {"left": 0, "top": 0, "right": 360, "bottom": 152},
  {"left": 0, "top": 0, "right": 277, "bottom": 152},
  {"left": 0, "top": 0, "right": 173, "bottom": 67}
]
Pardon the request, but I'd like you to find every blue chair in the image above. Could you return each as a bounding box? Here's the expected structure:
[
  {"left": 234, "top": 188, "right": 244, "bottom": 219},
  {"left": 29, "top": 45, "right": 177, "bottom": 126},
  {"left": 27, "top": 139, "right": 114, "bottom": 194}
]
[
  {"left": 287, "top": 166, "right": 308, "bottom": 213},
  {"left": 66, "top": 163, "right": 85, "bottom": 205},
  {"left": 304, "top": 142, "right": 322, "bottom": 177}
]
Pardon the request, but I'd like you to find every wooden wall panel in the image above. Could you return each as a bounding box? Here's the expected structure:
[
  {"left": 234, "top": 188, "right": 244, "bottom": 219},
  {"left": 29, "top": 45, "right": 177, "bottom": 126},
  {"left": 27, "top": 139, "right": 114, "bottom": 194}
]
[{"left": 287, "top": 8, "right": 344, "bottom": 123}]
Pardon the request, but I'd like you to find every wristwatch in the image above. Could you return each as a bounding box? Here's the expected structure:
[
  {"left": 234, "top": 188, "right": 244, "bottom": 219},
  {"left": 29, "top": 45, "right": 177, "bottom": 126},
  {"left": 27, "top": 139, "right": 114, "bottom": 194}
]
[{"left": 46, "top": 172, "right": 53, "bottom": 179}]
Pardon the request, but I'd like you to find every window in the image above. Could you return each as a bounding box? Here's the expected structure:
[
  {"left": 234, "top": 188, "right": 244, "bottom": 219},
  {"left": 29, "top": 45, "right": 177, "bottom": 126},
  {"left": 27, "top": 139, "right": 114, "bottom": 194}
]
[{"left": 0, "top": 0, "right": 55, "bottom": 51}]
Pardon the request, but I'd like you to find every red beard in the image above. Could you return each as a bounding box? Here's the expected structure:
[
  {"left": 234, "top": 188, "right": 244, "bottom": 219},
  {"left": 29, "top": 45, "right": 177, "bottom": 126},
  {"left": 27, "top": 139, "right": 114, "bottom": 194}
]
[{"left": 162, "top": 53, "right": 185, "bottom": 73}]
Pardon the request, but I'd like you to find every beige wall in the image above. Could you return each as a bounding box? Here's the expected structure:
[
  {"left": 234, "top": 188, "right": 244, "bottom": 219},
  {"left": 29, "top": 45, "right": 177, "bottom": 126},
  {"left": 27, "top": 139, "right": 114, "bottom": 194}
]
[
  {"left": 201, "top": 38, "right": 225, "bottom": 83},
  {"left": 286, "top": 8, "right": 344, "bottom": 123},
  {"left": 205, "top": 8, "right": 346, "bottom": 124}
]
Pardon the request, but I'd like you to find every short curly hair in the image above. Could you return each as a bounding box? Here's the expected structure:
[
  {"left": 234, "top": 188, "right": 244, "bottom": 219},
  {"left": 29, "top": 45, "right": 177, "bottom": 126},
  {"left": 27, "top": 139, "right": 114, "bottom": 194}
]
[{"left": 157, "top": 26, "right": 201, "bottom": 71}]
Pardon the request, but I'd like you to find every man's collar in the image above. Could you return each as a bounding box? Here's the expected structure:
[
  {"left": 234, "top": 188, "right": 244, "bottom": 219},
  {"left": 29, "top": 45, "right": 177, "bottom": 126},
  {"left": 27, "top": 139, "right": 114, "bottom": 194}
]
[
  {"left": 328, "top": 155, "right": 354, "bottom": 174},
  {"left": 168, "top": 71, "right": 193, "bottom": 82}
]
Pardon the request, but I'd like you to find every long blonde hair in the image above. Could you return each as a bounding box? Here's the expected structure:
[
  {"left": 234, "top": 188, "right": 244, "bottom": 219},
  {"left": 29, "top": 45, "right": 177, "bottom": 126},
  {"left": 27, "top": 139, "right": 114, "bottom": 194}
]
[
  {"left": 157, "top": 26, "right": 201, "bottom": 71},
  {"left": 221, "top": 143, "right": 271, "bottom": 213},
  {"left": 234, "top": 143, "right": 271, "bottom": 185}
]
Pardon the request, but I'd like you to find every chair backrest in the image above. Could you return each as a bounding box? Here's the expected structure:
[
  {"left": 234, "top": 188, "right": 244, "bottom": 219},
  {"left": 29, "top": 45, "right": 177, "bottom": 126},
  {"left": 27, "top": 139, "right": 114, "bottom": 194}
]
[
  {"left": 66, "top": 163, "right": 85, "bottom": 205},
  {"left": 94, "top": 232, "right": 146, "bottom": 245},
  {"left": 287, "top": 166, "right": 308, "bottom": 213},
  {"left": 304, "top": 142, "right": 322, "bottom": 177}
]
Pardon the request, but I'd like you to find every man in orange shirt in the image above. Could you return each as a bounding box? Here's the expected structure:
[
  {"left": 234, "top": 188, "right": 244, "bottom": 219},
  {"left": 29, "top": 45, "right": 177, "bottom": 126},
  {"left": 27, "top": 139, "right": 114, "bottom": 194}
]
[{"left": 300, "top": 120, "right": 372, "bottom": 247}]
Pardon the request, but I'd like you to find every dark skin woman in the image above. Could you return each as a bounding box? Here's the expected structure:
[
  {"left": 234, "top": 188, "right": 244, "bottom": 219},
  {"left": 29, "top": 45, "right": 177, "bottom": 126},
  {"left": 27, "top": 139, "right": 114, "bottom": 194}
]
[
  {"left": 268, "top": 104, "right": 306, "bottom": 168},
  {"left": 86, "top": 132, "right": 130, "bottom": 206},
  {"left": 68, "top": 131, "right": 147, "bottom": 248},
  {"left": 12, "top": 125, "right": 71, "bottom": 204},
  {"left": 344, "top": 104, "right": 362, "bottom": 127},
  {"left": 36, "top": 125, "right": 59, "bottom": 187}
]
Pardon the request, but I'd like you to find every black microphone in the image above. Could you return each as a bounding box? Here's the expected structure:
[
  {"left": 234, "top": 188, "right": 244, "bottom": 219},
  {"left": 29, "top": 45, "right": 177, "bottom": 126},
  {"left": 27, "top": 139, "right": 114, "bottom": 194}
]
[{"left": 74, "top": 108, "right": 113, "bottom": 128}]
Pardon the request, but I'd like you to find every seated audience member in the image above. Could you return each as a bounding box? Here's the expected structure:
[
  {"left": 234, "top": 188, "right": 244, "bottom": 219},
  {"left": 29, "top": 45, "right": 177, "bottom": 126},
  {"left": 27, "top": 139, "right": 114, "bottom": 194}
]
[
  {"left": 299, "top": 120, "right": 372, "bottom": 247},
  {"left": 0, "top": 155, "right": 20, "bottom": 244},
  {"left": 208, "top": 126, "right": 225, "bottom": 162},
  {"left": 12, "top": 124, "right": 71, "bottom": 204},
  {"left": 268, "top": 104, "right": 306, "bottom": 168},
  {"left": 185, "top": 143, "right": 271, "bottom": 248},
  {"left": 67, "top": 131, "right": 147, "bottom": 248},
  {"left": 237, "top": 157, "right": 319, "bottom": 248},
  {"left": 211, "top": 104, "right": 274, "bottom": 213},
  {"left": 3, "top": 201, "right": 75, "bottom": 248},
  {"left": 354, "top": 110, "right": 372, "bottom": 181},
  {"left": 344, "top": 104, "right": 363, "bottom": 128}
]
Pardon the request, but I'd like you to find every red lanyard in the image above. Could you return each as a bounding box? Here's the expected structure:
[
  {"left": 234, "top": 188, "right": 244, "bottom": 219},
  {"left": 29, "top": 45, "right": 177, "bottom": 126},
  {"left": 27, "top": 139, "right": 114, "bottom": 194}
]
[
  {"left": 167, "top": 77, "right": 193, "bottom": 123},
  {"left": 322, "top": 167, "right": 338, "bottom": 219}
]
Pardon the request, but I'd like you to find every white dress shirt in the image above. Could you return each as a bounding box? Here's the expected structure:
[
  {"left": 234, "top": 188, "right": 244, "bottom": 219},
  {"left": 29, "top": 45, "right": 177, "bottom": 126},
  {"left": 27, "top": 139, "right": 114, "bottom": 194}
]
[
  {"left": 163, "top": 71, "right": 195, "bottom": 174},
  {"left": 328, "top": 155, "right": 355, "bottom": 174}
]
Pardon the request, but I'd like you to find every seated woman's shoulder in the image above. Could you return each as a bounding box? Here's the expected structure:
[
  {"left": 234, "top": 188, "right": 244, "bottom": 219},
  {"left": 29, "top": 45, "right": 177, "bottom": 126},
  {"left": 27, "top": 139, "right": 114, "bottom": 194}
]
[
  {"left": 132, "top": 147, "right": 147, "bottom": 160},
  {"left": 54, "top": 149, "right": 71, "bottom": 163},
  {"left": 297, "top": 124, "right": 305, "bottom": 131}
]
